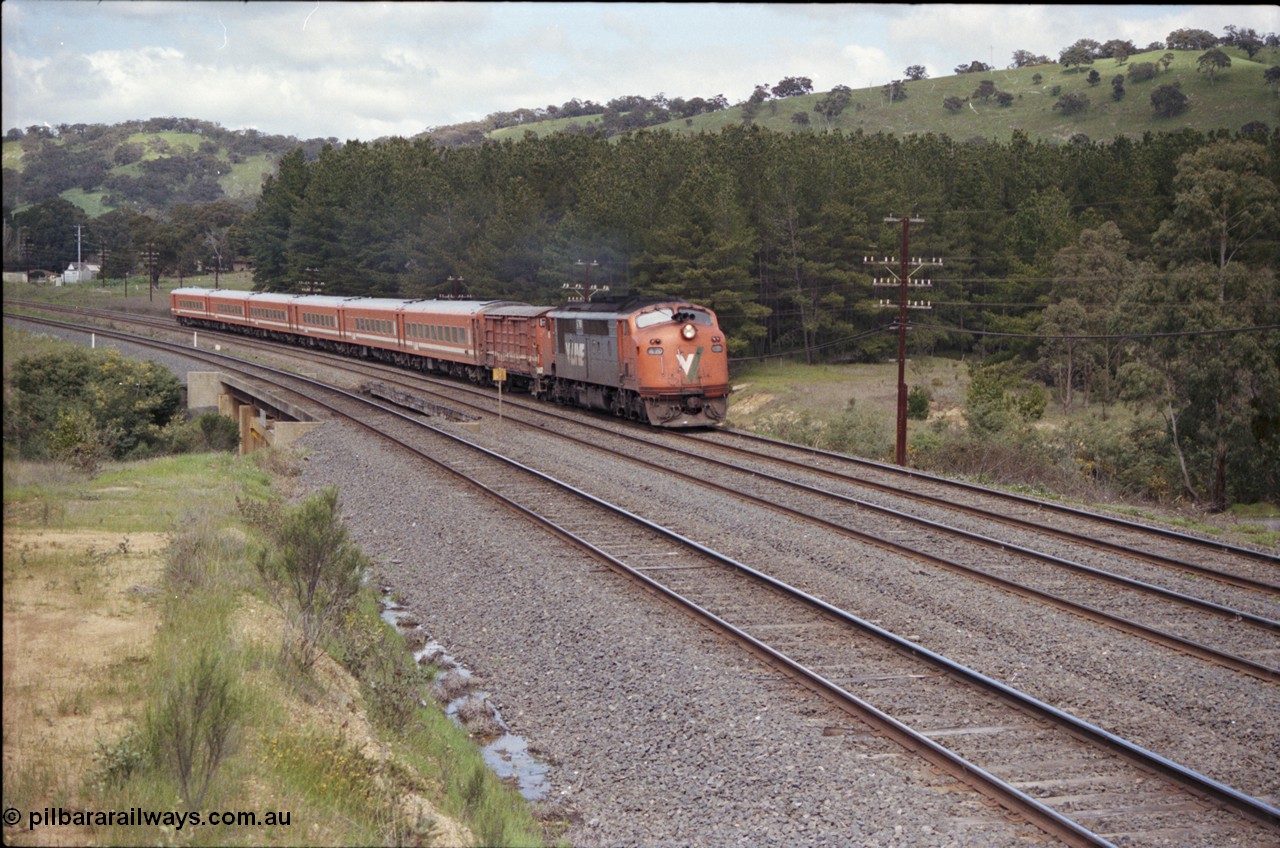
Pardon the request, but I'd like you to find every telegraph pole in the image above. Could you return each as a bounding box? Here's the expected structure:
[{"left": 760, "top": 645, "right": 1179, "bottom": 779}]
[
  {"left": 563, "top": 259, "right": 607, "bottom": 302},
  {"left": 140, "top": 244, "right": 159, "bottom": 303},
  {"left": 867, "top": 216, "right": 940, "bottom": 466},
  {"left": 299, "top": 268, "right": 325, "bottom": 294},
  {"left": 98, "top": 247, "right": 111, "bottom": 294}
]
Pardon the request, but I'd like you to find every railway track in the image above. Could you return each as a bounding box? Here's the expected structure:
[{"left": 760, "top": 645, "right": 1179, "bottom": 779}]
[
  {"left": 7, "top": 309, "right": 1278, "bottom": 845},
  {"left": 11, "top": 304, "right": 1278, "bottom": 681}
]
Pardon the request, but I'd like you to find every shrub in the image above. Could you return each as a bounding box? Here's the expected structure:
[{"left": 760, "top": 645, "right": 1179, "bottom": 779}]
[
  {"left": 1053, "top": 92, "right": 1090, "bottom": 116},
  {"left": 1151, "top": 82, "right": 1189, "bottom": 118},
  {"left": 257, "top": 486, "right": 367, "bottom": 670},
  {"left": 329, "top": 602, "right": 429, "bottom": 727},
  {"left": 7, "top": 347, "right": 182, "bottom": 461},
  {"left": 156, "top": 412, "right": 240, "bottom": 455},
  {"left": 823, "top": 401, "right": 891, "bottom": 460},
  {"left": 48, "top": 407, "right": 118, "bottom": 474},
  {"left": 145, "top": 648, "right": 241, "bottom": 809},
  {"left": 1127, "top": 62, "right": 1157, "bottom": 83},
  {"left": 907, "top": 385, "right": 931, "bottom": 420}
]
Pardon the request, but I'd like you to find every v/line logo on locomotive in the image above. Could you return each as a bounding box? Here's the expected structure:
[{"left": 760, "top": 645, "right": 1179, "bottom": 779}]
[
  {"left": 564, "top": 339, "right": 586, "bottom": 369},
  {"left": 676, "top": 348, "right": 701, "bottom": 382},
  {"left": 171, "top": 288, "right": 731, "bottom": 428}
]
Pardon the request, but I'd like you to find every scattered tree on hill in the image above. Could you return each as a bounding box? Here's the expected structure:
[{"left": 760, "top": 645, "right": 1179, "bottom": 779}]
[
  {"left": 1150, "top": 82, "right": 1189, "bottom": 117},
  {"left": 1159, "top": 53, "right": 1175, "bottom": 73},
  {"left": 1059, "top": 40, "right": 1097, "bottom": 73},
  {"left": 1112, "top": 75, "right": 1126, "bottom": 101},
  {"left": 1087, "top": 69, "right": 1102, "bottom": 87},
  {"left": 882, "top": 80, "right": 908, "bottom": 103},
  {"left": 1166, "top": 28, "right": 1218, "bottom": 50},
  {"left": 1053, "top": 92, "right": 1090, "bottom": 116},
  {"left": 771, "top": 77, "right": 814, "bottom": 98},
  {"left": 1222, "top": 25, "right": 1265, "bottom": 59},
  {"left": 904, "top": 65, "right": 928, "bottom": 81},
  {"left": 1196, "top": 48, "right": 1232, "bottom": 84},
  {"left": 1101, "top": 39, "right": 1137, "bottom": 63},
  {"left": 1010, "top": 49, "right": 1051, "bottom": 68},
  {"left": 812, "top": 85, "right": 853, "bottom": 127},
  {"left": 973, "top": 80, "right": 998, "bottom": 101},
  {"left": 1128, "top": 62, "right": 1157, "bottom": 84},
  {"left": 1241, "top": 120, "right": 1271, "bottom": 138},
  {"left": 1266, "top": 66, "right": 1280, "bottom": 89},
  {"left": 954, "top": 60, "right": 993, "bottom": 74},
  {"left": 943, "top": 95, "right": 967, "bottom": 113}
]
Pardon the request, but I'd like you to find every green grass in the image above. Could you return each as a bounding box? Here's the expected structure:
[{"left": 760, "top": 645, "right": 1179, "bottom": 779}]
[
  {"left": 728, "top": 355, "right": 968, "bottom": 429},
  {"left": 3, "top": 453, "right": 271, "bottom": 533},
  {"left": 221, "top": 152, "right": 281, "bottom": 198}
]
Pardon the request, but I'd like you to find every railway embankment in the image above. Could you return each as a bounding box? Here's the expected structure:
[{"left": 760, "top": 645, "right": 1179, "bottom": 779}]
[{"left": 1, "top": 446, "right": 539, "bottom": 847}]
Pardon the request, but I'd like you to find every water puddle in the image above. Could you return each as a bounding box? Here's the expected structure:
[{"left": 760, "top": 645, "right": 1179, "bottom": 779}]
[{"left": 380, "top": 593, "right": 551, "bottom": 801}]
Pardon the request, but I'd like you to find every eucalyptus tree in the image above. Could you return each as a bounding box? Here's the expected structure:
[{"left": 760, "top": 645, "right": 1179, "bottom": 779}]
[
  {"left": 1046, "top": 222, "right": 1143, "bottom": 414},
  {"left": 1124, "top": 139, "right": 1280, "bottom": 507},
  {"left": 1152, "top": 139, "right": 1278, "bottom": 291},
  {"left": 1119, "top": 261, "right": 1279, "bottom": 508},
  {"left": 1196, "top": 48, "right": 1232, "bottom": 84}
]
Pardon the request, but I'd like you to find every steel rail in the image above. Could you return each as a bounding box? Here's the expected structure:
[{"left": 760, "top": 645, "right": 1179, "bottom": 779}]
[{"left": 713, "top": 428, "right": 1280, "bottom": 568}]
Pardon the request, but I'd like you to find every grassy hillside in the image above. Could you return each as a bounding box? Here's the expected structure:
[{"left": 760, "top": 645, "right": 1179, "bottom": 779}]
[
  {"left": 3, "top": 129, "right": 279, "bottom": 216},
  {"left": 491, "top": 46, "right": 1280, "bottom": 144}
]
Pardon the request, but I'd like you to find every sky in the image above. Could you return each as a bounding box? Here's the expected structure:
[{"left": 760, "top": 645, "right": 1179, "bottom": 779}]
[{"left": 3, "top": 2, "right": 1277, "bottom": 142}]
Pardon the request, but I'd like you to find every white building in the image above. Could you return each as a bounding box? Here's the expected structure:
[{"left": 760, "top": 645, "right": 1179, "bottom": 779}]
[{"left": 61, "top": 262, "right": 101, "bottom": 285}]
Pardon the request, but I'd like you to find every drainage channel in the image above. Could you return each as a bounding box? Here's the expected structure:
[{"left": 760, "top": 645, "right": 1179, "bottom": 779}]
[{"left": 380, "top": 593, "right": 551, "bottom": 802}]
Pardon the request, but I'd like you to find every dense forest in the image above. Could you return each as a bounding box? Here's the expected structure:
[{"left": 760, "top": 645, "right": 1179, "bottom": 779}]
[{"left": 4, "top": 31, "right": 1279, "bottom": 511}]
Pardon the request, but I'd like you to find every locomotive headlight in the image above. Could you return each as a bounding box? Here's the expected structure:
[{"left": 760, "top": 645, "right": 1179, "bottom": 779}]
[{"left": 681, "top": 323, "right": 696, "bottom": 340}]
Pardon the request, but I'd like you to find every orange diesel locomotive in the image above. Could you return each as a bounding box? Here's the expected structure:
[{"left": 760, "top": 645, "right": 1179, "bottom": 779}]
[{"left": 171, "top": 288, "right": 729, "bottom": 427}]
